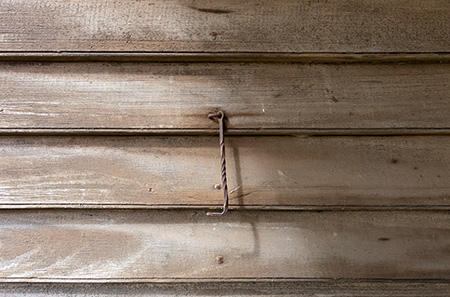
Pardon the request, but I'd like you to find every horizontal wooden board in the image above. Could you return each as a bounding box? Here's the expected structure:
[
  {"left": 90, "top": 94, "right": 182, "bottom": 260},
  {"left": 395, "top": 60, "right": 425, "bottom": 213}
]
[
  {"left": 1, "top": 0, "right": 449, "bottom": 53},
  {"left": 1, "top": 62, "right": 450, "bottom": 132},
  {"left": 1, "top": 136, "right": 450, "bottom": 209},
  {"left": 0, "top": 210, "right": 449, "bottom": 281},
  {"left": 1, "top": 282, "right": 450, "bottom": 297}
]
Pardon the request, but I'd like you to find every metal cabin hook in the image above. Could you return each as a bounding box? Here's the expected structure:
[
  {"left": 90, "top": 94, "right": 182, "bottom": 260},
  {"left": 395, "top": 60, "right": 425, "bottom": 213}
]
[{"left": 207, "top": 110, "right": 229, "bottom": 217}]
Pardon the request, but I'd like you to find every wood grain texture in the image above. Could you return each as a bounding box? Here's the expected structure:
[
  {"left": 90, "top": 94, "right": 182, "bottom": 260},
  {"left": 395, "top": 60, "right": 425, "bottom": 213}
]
[
  {"left": 0, "top": 210, "right": 449, "bottom": 281},
  {"left": 1, "top": 136, "right": 450, "bottom": 209},
  {"left": 1, "top": 62, "right": 450, "bottom": 131},
  {"left": 1, "top": 281, "right": 450, "bottom": 296},
  {"left": 1, "top": 0, "right": 449, "bottom": 53}
]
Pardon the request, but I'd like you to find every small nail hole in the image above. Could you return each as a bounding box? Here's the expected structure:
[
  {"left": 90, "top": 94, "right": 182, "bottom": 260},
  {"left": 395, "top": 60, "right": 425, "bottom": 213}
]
[{"left": 216, "top": 256, "right": 224, "bottom": 264}]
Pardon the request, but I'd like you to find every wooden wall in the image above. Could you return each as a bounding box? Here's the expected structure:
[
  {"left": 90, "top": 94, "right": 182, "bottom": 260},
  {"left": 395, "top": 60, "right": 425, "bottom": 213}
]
[{"left": 0, "top": 0, "right": 449, "bottom": 295}]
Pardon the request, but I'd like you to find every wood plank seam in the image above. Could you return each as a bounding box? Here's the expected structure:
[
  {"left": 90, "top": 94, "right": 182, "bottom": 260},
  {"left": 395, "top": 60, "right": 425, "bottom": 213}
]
[
  {"left": 1, "top": 52, "right": 450, "bottom": 63},
  {"left": 2, "top": 128, "right": 450, "bottom": 136}
]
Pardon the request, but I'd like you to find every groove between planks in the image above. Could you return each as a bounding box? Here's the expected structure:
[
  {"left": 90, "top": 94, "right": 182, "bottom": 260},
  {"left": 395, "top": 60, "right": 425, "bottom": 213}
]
[
  {"left": 2, "top": 128, "right": 450, "bottom": 136},
  {"left": 1, "top": 52, "right": 450, "bottom": 63},
  {"left": 1, "top": 281, "right": 450, "bottom": 296}
]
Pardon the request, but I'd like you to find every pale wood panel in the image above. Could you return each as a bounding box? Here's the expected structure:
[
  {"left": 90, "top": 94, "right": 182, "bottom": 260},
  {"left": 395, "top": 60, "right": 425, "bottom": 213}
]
[
  {"left": 1, "top": 63, "right": 449, "bottom": 131},
  {"left": 0, "top": 210, "right": 449, "bottom": 281},
  {"left": 1, "top": 0, "right": 449, "bottom": 53},
  {"left": 1, "top": 136, "right": 450, "bottom": 209},
  {"left": 1, "top": 282, "right": 450, "bottom": 296}
]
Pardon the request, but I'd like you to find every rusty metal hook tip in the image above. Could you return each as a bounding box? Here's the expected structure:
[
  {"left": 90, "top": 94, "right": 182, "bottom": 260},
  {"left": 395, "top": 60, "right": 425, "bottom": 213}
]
[
  {"left": 208, "top": 111, "right": 224, "bottom": 120},
  {"left": 206, "top": 110, "right": 229, "bottom": 217},
  {"left": 206, "top": 208, "right": 228, "bottom": 217}
]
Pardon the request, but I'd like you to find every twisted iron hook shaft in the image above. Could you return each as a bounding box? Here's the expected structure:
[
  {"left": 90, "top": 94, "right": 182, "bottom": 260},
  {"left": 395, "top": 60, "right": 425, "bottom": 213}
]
[{"left": 207, "top": 111, "right": 229, "bottom": 217}]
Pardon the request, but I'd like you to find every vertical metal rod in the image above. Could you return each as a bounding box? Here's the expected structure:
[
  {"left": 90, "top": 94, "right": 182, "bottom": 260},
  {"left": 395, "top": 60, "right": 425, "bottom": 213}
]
[{"left": 207, "top": 111, "right": 229, "bottom": 217}]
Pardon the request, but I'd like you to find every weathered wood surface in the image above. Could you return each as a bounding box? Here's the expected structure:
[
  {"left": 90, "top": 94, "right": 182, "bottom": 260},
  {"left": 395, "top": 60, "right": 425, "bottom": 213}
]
[
  {"left": 1, "top": 282, "right": 450, "bottom": 297},
  {"left": 1, "top": 62, "right": 450, "bottom": 132},
  {"left": 0, "top": 210, "right": 449, "bottom": 281},
  {"left": 1, "top": 0, "right": 449, "bottom": 53},
  {"left": 1, "top": 136, "right": 450, "bottom": 209}
]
